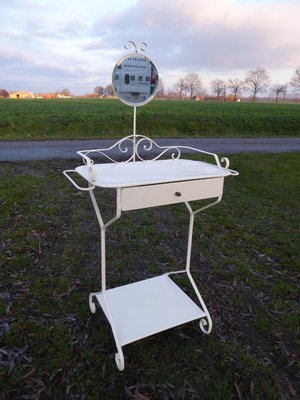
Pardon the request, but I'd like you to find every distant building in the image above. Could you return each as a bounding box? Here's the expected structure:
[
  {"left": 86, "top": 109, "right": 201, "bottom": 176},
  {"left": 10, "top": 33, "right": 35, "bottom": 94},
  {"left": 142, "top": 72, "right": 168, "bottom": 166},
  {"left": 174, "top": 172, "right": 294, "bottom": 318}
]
[
  {"left": 9, "top": 91, "right": 36, "bottom": 99},
  {"left": 36, "top": 93, "right": 57, "bottom": 99},
  {"left": 192, "top": 95, "right": 204, "bottom": 101},
  {"left": 56, "top": 93, "right": 72, "bottom": 98}
]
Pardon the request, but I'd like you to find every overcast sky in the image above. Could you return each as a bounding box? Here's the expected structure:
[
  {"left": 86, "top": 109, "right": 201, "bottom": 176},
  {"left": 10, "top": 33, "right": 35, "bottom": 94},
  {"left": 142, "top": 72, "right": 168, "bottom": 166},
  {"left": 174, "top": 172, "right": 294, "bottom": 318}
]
[{"left": 1, "top": 0, "right": 299, "bottom": 94}]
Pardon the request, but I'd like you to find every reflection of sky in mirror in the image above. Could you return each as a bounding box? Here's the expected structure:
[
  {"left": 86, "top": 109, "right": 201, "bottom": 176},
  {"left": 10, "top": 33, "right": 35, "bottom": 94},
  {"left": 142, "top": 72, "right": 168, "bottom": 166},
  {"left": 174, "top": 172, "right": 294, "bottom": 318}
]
[{"left": 1, "top": 0, "right": 299, "bottom": 94}]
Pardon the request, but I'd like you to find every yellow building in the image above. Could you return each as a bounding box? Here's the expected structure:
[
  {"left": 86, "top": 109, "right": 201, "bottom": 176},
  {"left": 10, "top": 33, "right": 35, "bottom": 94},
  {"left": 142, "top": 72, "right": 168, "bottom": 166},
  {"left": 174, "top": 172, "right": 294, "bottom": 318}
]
[{"left": 9, "top": 91, "right": 36, "bottom": 99}]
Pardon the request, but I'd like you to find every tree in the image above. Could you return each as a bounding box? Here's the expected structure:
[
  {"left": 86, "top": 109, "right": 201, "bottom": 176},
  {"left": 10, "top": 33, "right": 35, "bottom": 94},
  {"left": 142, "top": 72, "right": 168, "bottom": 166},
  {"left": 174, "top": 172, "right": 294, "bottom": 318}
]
[
  {"left": 244, "top": 67, "right": 270, "bottom": 101},
  {"left": 184, "top": 73, "right": 202, "bottom": 100},
  {"left": 227, "top": 78, "right": 245, "bottom": 101},
  {"left": 94, "top": 86, "right": 104, "bottom": 98},
  {"left": 290, "top": 67, "right": 300, "bottom": 90},
  {"left": 0, "top": 89, "right": 9, "bottom": 98},
  {"left": 174, "top": 78, "right": 186, "bottom": 100},
  {"left": 105, "top": 84, "right": 114, "bottom": 97},
  {"left": 210, "top": 79, "right": 227, "bottom": 101},
  {"left": 271, "top": 83, "right": 287, "bottom": 103},
  {"left": 61, "top": 88, "right": 71, "bottom": 96}
]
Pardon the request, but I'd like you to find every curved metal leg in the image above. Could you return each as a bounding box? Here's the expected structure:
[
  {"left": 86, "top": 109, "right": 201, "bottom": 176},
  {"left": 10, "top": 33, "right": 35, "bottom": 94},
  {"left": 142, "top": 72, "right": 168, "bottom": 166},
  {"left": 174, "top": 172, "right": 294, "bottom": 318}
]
[
  {"left": 100, "top": 292, "right": 126, "bottom": 371},
  {"left": 89, "top": 293, "right": 97, "bottom": 314},
  {"left": 88, "top": 188, "right": 126, "bottom": 370},
  {"left": 187, "top": 269, "right": 213, "bottom": 334},
  {"left": 89, "top": 292, "right": 126, "bottom": 370},
  {"left": 115, "top": 351, "right": 125, "bottom": 371},
  {"left": 183, "top": 201, "right": 218, "bottom": 336},
  {"left": 199, "top": 314, "right": 213, "bottom": 334}
]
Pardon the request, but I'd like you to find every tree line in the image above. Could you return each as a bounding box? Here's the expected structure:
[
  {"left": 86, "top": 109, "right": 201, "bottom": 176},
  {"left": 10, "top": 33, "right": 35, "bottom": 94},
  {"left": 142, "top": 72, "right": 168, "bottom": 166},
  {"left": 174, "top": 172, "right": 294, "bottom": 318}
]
[
  {"left": 170, "top": 67, "right": 300, "bottom": 102},
  {"left": 1, "top": 67, "right": 299, "bottom": 101},
  {"left": 92, "top": 67, "right": 300, "bottom": 103}
]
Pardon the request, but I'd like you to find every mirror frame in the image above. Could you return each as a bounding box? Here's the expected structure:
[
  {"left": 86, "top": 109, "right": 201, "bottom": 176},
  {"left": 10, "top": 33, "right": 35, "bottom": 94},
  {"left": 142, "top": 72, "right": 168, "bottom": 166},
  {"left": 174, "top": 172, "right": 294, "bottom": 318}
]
[{"left": 112, "top": 53, "right": 159, "bottom": 107}]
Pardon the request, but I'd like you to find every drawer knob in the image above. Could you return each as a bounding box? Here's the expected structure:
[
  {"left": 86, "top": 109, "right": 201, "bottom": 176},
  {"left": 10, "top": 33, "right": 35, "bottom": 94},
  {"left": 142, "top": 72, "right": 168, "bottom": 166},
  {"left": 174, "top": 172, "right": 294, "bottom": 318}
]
[{"left": 175, "top": 191, "right": 182, "bottom": 197}]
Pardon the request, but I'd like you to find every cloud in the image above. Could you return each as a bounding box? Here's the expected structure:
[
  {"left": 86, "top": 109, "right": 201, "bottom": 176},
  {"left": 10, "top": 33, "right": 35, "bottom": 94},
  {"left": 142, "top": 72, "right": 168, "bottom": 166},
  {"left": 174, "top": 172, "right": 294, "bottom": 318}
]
[
  {"left": 1, "top": 0, "right": 299, "bottom": 93},
  {"left": 93, "top": 0, "right": 300, "bottom": 71}
]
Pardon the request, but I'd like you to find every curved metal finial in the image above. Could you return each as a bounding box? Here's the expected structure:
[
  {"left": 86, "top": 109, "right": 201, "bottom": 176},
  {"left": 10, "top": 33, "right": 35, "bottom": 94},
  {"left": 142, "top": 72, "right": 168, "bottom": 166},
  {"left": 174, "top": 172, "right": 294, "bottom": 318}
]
[
  {"left": 124, "top": 40, "right": 147, "bottom": 54},
  {"left": 221, "top": 157, "right": 230, "bottom": 169}
]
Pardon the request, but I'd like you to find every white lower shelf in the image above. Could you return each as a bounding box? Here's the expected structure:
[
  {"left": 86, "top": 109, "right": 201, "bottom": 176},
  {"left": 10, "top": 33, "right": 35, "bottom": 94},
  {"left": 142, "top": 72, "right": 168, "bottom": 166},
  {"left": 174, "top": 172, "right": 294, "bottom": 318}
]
[{"left": 94, "top": 274, "right": 206, "bottom": 346}]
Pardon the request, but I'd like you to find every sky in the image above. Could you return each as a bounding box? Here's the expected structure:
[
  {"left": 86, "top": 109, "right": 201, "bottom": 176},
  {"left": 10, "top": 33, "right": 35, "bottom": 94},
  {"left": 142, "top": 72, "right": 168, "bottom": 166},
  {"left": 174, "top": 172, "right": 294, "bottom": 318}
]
[{"left": 1, "top": 0, "right": 300, "bottom": 95}]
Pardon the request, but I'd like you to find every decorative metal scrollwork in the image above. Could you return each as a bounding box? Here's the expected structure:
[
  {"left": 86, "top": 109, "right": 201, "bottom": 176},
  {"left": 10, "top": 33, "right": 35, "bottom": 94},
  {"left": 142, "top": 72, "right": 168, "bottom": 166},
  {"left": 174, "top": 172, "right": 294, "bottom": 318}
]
[
  {"left": 221, "top": 157, "right": 230, "bottom": 169},
  {"left": 135, "top": 136, "right": 181, "bottom": 161},
  {"left": 78, "top": 135, "right": 182, "bottom": 164},
  {"left": 199, "top": 315, "right": 212, "bottom": 334},
  {"left": 77, "top": 134, "right": 232, "bottom": 169},
  {"left": 124, "top": 40, "right": 147, "bottom": 54}
]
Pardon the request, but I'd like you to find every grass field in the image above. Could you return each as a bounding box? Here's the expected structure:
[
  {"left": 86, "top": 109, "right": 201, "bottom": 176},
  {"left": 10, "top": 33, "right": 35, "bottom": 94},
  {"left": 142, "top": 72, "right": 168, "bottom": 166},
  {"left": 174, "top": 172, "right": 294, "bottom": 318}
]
[
  {"left": 0, "top": 99, "right": 299, "bottom": 140},
  {"left": 0, "top": 153, "right": 299, "bottom": 399}
]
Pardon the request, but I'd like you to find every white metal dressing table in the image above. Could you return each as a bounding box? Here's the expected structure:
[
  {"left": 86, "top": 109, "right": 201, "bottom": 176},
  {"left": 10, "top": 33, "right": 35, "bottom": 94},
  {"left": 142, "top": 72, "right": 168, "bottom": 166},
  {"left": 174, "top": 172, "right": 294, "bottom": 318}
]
[
  {"left": 64, "top": 134, "right": 238, "bottom": 370},
  {"left": 63, "top": 42, "right": 238, "bottom": 370}
]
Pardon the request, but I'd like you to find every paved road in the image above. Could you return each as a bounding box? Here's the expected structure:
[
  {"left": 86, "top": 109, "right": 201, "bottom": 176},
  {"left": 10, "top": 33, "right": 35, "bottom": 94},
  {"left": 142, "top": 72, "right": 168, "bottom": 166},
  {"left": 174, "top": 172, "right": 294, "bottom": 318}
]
[{"left": 0, "top": 137, "right": 299, "bottom": 161}]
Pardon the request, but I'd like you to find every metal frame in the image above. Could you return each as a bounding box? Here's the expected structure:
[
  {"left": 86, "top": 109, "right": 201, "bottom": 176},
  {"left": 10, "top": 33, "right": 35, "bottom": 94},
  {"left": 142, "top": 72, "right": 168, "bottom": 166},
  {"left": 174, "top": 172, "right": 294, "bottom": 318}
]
[{"left": 64, "top": 135, "right": 238, "bottom": 371}]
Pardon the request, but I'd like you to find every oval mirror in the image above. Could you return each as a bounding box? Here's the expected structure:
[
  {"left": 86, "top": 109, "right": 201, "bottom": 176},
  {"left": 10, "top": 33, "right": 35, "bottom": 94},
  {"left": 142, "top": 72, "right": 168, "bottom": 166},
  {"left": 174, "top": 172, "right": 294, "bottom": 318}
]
[{"left": 112, "top": 53, "right": 159, "bottom": 107}]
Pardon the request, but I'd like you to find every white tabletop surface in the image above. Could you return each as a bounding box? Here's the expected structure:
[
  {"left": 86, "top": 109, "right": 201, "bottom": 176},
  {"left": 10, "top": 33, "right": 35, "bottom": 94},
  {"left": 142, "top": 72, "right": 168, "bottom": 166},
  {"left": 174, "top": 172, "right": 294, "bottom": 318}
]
[{"left": 75, "top": 159, "right": 231, "bottom": 188}]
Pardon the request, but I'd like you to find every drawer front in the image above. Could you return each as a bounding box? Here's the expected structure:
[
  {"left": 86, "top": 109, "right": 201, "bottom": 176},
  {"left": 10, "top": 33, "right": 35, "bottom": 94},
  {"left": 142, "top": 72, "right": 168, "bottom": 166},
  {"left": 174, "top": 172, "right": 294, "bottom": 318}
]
[{"left": 120, "top": 178, "right": 224, "bottom": 211}]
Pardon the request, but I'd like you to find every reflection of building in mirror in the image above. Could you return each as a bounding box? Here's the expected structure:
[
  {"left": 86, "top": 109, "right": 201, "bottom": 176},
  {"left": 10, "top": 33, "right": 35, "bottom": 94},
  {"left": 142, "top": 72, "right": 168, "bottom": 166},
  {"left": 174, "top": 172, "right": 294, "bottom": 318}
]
[{"left": 113, "top": 56, "right": 158, "bottom": 105}]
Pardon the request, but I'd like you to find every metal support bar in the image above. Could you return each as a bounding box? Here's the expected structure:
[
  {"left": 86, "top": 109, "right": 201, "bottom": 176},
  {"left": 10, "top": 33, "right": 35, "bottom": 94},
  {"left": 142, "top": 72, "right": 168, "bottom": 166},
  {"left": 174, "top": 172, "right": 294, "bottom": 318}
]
[
  {"left": 185, "top": 207, "right": 194, "bottom": 273},
  {"left": 133, "top": 106, "right": 137, "bottom": 162},
  {"left": 88, "top": 188, "right": 121, "bottom": 291},
  {"left": 88, "top": 187, "right": 124, "bottom": 369},
  {"left": 166, "top": 197, "right": 223, "bottom": 335},
  {"left": 63, "top": 170, "right": 95, "bottom": 191},
  {"left": 184, "top": 196, "right": 222, "bottom": 270},
  {"left": 183, "top": 197, "right": 223, "bottom": 334}
]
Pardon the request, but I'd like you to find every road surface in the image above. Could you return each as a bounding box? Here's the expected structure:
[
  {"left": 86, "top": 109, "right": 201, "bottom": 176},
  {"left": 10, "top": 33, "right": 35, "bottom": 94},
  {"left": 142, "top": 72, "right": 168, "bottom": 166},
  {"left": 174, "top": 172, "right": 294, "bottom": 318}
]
[{"left": 0, "top": 137, "right": 299, "bottom": 161}]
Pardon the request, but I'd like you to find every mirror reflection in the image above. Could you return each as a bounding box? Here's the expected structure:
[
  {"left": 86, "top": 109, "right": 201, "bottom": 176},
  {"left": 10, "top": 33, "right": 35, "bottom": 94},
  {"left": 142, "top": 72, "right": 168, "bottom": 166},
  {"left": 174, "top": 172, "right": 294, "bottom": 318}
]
[{"left": 112, "top": 54, "right": 159, "bottom": 106}]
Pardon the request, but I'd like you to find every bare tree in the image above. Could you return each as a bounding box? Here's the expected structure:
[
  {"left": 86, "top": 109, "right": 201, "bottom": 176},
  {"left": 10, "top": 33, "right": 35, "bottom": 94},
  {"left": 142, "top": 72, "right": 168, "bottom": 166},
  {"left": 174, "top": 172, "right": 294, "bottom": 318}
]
[
  {"left": 290, "top": 67, "right": 300, "bottom": 90},
  {"left": 94, "top": 86, "right": 104, "bottom": 98},
  {"left": 227, "top": 78, "right": 245, "bottom": 101},
  {"left": 174, "top": 78, "right": 186, "bottom": 100},
  {"left": 0, "top": 89, "right": 9, "bottom": 98},
  {"left": 210, "top": 79, "right": 227, "bottom": 101},
  {"left": 184, "top": 73, "right": 202, "bottom": 100},
  {"left": 61, "top": 88, "right": 71, "bottom": 96},
  {"left": 244, "top": 67, "right": 270, "bottom": 101},
  {"left": 271, "top": 83, "right": 288, "bottom": 103},
  {"left": 105, "top": 84, "right": 114, "bottom": 97}
]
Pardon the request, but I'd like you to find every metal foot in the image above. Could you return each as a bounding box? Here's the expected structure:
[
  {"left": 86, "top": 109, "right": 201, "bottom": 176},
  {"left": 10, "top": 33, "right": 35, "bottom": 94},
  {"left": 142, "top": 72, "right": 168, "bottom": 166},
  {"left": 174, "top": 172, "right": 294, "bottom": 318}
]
[
  {"left": 199, "top": 316, "right": 212, "bottom": 334},
  {"left": 115, "top": 352, "right": 125, "bottom": 371},
  {"left": 89, "top": 293, "right": 97, "bottom": 314}
]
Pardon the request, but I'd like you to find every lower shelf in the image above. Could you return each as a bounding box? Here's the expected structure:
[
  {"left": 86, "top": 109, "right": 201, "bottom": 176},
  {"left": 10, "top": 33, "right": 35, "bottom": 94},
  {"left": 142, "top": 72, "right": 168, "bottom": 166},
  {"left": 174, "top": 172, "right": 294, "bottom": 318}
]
[{"left": 94, "top": 274, "right": 206, "bottom": 346}]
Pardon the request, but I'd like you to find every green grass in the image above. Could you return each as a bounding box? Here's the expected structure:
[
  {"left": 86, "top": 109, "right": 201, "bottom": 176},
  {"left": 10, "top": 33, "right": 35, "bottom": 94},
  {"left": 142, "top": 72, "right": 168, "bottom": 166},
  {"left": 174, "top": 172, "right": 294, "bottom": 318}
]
[
  {"left": 0, "top": 154, "right": 299, "bottom": 399},
  {"left": 0, "top": 98, "right": 299, "bottom": 140}
]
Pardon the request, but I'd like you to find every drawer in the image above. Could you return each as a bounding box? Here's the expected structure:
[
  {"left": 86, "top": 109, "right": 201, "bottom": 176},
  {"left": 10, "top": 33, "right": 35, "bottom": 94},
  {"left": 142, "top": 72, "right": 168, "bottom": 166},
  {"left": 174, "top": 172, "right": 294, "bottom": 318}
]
[{"left": 120, "top": 178, "right": 224, "bottom": 211}]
